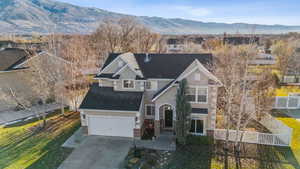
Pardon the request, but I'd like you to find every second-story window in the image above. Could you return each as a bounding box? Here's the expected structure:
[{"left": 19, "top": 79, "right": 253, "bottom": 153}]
[
  {"left": 145, "top": 81, "right": 158, "bottom": 91},
  {"left": 197, "top": 88, "right": 208, "bottom": 103},
  {"left": 145, "top": 81, "right": 152, "bottom": 90},
  {"left": 186, "top": 87, "right": 208, "bottom": 103},
  {"left": 186, "top": 87, "right": 196, "bottom": 102},
  {"left": 123, "top": 80, "right": 134, "bottom": 89}
]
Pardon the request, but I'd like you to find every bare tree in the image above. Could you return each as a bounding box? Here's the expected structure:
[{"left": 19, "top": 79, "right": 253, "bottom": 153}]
[
  {"left": 60, "top": 35, "right": 97, "bottom": 112},
  {"left": 91, "top": 17, "right": 163, "bottom": 56},
  {"left": 271, "top": 40, "right": 296, "bottom": 79},
  {"left": 215, "top": 44, "right": 276, "bottom": 169}
]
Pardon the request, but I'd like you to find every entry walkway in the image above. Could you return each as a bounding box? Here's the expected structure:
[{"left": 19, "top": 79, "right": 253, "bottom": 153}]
[{"left": 136, "top": 132, "right": 176, "bottom": 151}]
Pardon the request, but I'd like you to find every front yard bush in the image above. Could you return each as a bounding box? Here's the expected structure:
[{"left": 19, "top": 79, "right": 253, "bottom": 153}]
[{"left": 186, "top": 135, "right": 213, "bottom": 145}]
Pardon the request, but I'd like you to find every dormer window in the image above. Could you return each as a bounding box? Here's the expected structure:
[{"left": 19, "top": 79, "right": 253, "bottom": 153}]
[{"left": 123, "top": 80, "right": 135, "bottom": 89}]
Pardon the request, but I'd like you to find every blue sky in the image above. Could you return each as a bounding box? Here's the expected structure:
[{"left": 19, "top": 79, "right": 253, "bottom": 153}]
[{"left": 58, "top": 0, "right": 300, "bottom": 25}]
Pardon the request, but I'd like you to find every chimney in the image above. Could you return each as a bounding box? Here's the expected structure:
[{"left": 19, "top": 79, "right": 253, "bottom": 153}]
[{"left": 144, "top": 53, "right": 151, "bottom": 63}]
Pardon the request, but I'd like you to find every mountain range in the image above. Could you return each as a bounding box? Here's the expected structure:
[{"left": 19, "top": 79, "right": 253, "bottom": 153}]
[{"left": 1, "top": 0, "right": 300, "bottom": 34}]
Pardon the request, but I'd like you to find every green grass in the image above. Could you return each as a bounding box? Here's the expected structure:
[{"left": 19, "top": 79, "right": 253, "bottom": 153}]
[
  {"left": 0, "top": 111, "right": 80, "bottom": 169},
  {"left": 162, "top": 135, "right": 300, "bottom": 169},
  {"left": 276, "top": 111, "right": 300, "bottom": 169}
]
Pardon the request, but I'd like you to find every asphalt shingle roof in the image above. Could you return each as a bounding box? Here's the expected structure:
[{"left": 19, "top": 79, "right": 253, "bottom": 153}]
[
  {"left": 80, "top": 84, "right": 143, "bottom": 111},
  {"left": 0, "top": 48, "right": 29, "bottom": 71},
  {"left": 100, "top": 53, "right": 213, "bottom": 79}
]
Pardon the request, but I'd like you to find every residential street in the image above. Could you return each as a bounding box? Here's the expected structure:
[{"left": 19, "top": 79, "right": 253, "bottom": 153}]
[
  {"left": 0, "top": 103, "right": 61, "bottom": 125},
  {"left": 58, "top": 136, "right": 132, "bottom": 169}
]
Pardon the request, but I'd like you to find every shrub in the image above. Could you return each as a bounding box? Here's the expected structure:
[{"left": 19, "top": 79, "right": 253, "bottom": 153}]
[{"left": 187, "top": 135, "right": 213, "bottom": 145}]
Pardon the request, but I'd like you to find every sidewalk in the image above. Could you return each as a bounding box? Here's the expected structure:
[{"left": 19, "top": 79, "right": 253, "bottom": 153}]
[{"left": 0, "top": 103, "right": 61, "bottom": 125}]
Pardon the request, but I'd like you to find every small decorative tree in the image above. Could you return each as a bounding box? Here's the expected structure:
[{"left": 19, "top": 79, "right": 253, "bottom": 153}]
[{"left": 176, "top": 79, "right": 192, "bottom": 145}]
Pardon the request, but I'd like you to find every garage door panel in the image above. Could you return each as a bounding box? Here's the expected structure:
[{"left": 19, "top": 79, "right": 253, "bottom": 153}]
[{"left": 88, "top": 115, "right": 135, "bottom": 137}]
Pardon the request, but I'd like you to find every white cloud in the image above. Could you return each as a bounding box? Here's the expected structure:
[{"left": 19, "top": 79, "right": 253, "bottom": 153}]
[{"left": 173, "top": 6, "right": 212, "bottom": 17}]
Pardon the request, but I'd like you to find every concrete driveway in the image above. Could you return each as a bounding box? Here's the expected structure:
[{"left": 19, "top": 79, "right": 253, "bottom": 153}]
[{"left": 58, "top": 136, "right": 133, "bottom": 169}]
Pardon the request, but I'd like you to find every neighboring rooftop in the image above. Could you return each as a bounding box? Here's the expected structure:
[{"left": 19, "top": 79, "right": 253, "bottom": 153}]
[
  {"left": 223, "top": 36, "right": 260, "bottom": 45},
  {"left": 167, "top": 38, "right": 184, "bottom": 45},
  {"left": 79, "top": 84, "right": 143, "bottom": 111},
  {"left": 0, "top": 48, "right": 30, "bottom": 71},
  {"left": 100, "top": 53, "right": 213, "bottom": 79}
]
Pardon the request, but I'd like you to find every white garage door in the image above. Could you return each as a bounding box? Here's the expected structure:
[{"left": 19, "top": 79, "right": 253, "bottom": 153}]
[{"left": 88, "top": 115, "right": 135, "bottom": 138}]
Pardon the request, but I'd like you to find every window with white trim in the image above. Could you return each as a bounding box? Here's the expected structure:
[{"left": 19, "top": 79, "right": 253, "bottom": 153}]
[
  {"left": 186, "top": 87, "right": 196, "bottom": 102},
  {"left": 123, "top": 80, "right": 134, "bottom": 89},
  {"left": 186, "top": 87, "right": 208, "bottom": 103},
  {"left": 145, "top": 104, "right": 155, "bottom": 116},
  {"left": 190, "top": 119, "right": 204, "bottom": 135},
  {"left": 145, "top": 81, "right": 158, "bottom": 91},
  {"left": 197, "top": 88, "right": 208, "bottom": 103}
]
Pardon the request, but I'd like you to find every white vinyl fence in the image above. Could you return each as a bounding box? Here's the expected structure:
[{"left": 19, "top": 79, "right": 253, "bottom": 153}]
[
  {"left": 214, "top": 129, "right": 290, "bottom": 146},
  {"left": 214, "top": 114, "right": 293, "bottom": 147}
]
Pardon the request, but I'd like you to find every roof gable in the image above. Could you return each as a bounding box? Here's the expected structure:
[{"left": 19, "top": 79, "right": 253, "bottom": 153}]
[{"left": 0, "top": 48, "right": 29, "bottom": 71}]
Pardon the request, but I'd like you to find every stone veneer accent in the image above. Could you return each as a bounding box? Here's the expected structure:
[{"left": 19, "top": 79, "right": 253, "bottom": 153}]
[
  {"left": 134, "top": 128, "right": 141, "bottom": 139},
  {"left": 209, "top": 87, "right": 218, "bottom": 130},
  {"left": 154, "top": 120, "right": 160, "bottom": 137}
]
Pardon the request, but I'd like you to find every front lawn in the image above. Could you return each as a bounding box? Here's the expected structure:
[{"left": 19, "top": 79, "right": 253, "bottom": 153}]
[{"left": 0, "top": 111, "right": 80, "bottom": 169}]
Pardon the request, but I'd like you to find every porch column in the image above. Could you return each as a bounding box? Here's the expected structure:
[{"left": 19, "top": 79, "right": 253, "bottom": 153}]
[{"left": 154, "top": 104, "right": 160, "bottom": 137}]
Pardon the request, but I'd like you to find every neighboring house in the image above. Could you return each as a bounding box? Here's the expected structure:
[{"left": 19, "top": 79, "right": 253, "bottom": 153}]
[
  {"left": 79, "top": 53, "right": 222, "bottom": 139},
  {"left": 223, "top": 36, "right": 260, "bottom": 45},
  {"left": 0, "top": 49, "right": 69, "bottom": 111},
  {"left": 166, "top": 38, "right": 185, "bottom": 53},
  {"left": 249, "top": 53, "right": 276, "bottom": 66},
  {"left": 0, "top": 40, "right": 16, "bottom": 49},
  {"left": 274, "top": 72, "right": 300, "bottom": 110}
]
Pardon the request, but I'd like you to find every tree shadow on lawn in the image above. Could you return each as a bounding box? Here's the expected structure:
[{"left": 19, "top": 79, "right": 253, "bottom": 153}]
[
  {"left": 214, "top": 141, "right": 300, "bottom": 169},
  {"left": 0, "top": 112, "right": 80, "bottom": 169},
  {"left": 26, "top": 121, "right": 80, "bottom": 169},
  {"left": 0, "top": 131, "right": 37, "bottom": 169}
]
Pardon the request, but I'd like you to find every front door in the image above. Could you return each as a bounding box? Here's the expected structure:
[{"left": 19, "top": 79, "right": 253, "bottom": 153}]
[{"left": 164, "top": 109, "right": 173, "bottom": 128}]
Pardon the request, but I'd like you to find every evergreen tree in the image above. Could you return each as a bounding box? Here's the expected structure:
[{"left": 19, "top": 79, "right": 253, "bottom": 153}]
[{"left": 176, "top": 79, "right": 192, "bottom": 145}]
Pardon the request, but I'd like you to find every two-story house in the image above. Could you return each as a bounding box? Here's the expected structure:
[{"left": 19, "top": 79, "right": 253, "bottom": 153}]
[{"left": 79, "top": 53, "right": 222, "bottom": 139}]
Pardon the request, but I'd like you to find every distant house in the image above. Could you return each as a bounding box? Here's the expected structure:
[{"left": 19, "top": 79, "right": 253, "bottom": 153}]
[
  {"left": 79, "top": 53, "right": 221, "bottom": 139},
  {"left": 0, "top": 41, "right": 17, "bottom": 49},
  {"left": 166, "top": 38, "right": 185, "bottom": 52},
  {"left": 0, "top": 48, "right": 30, "bottom": 72},
  {"left": 249, "top": 53, "right": 276, "bottom": 66},
  {"left": 223, "top": 36, "right": 260, "bottom": 45},
  {"left": 190, "top": 37, "right": 205, "bottom": 44}
]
